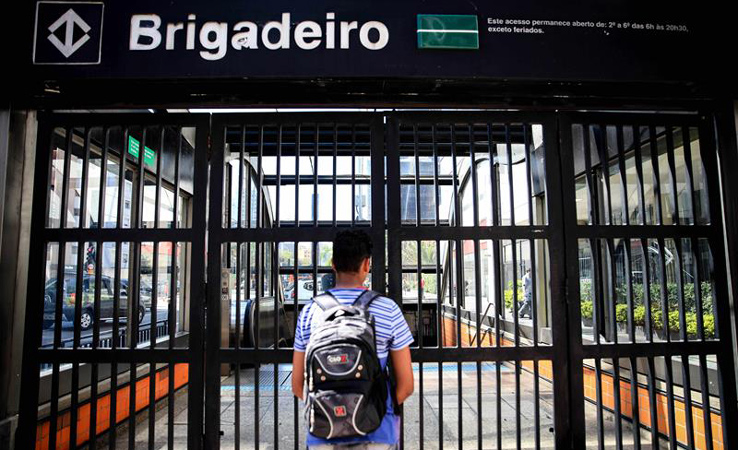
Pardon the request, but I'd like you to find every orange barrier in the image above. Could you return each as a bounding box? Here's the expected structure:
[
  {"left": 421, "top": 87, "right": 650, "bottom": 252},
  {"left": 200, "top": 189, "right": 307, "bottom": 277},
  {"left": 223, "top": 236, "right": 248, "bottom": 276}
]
[
  {"left": 35, "top": 364, "right": 188, "bottom": 450},
  {"left": 441, "top": 316, "right": 724, "bottom": 450}
]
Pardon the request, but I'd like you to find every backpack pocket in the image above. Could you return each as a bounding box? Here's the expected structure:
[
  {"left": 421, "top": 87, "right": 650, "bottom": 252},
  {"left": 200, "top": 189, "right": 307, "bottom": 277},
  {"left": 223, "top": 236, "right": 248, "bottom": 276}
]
[
  {"left": 311, "top": 345, "right": 365, "bottom": 382},
  {"left": 307, "top": 391, "right": 382, "bottom": 439}
]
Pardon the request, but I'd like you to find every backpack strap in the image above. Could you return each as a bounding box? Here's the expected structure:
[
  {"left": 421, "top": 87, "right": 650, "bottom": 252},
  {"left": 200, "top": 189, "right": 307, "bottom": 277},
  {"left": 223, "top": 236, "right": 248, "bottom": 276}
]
[
  {"left": 352, "top": 289, "right": 381, "bottom": 310},
  {"left": 312, "top": 291, "right": 341, "bottom": 311}
]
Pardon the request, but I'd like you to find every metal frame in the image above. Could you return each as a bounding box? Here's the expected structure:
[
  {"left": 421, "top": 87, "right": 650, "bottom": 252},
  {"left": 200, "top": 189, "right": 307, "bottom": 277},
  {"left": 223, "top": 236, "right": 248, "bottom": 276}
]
[
  {"left": 14, "top": 108, "right": 738, "bottom": 450},
  {"left": 16, "top": 113, "right": 209, "bottom": 450}
]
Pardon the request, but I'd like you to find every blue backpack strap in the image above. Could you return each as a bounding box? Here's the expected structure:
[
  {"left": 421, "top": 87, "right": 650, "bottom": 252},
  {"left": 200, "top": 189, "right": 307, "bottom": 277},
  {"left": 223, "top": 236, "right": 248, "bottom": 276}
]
[
  {"left": 352, "top": 289, "right": 381, "bottom": 310},
  {"left": 312, "top": 291, "right": 340, "bottom": 311}
]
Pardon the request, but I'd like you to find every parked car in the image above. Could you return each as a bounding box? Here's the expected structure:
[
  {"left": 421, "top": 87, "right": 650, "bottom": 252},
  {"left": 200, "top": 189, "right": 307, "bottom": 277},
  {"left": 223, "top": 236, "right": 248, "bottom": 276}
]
[{"left": 43, "top": 272, "right": 152, "bottom": 331}]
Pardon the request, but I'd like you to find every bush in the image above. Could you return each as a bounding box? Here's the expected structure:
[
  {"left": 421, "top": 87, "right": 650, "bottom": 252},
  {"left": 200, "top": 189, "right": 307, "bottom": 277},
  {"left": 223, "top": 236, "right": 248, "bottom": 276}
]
[
  {"left": 504, "top": 280, "right": 523, "bottom": 311},
  {"left": 580, "top": 279, "right": 593, "bottom": 303},
  {"left": 615, "top": 304, "right": 629, "bottom": 323},
  {"left": 581, "top": 301, "right": 593, "bottom": 320}
]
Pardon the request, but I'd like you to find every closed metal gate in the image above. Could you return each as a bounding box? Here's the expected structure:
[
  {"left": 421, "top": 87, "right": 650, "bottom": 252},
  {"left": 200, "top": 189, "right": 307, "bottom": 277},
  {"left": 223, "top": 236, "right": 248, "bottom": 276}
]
[{"left": 16, "top": 110, "right": 738, "bottom": 450}]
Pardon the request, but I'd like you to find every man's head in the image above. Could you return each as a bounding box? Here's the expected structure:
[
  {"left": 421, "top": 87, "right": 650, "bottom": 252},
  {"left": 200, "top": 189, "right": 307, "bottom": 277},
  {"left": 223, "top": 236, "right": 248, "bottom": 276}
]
[{"left": 332, "top": 230, "right": 373, "bottom": 276}]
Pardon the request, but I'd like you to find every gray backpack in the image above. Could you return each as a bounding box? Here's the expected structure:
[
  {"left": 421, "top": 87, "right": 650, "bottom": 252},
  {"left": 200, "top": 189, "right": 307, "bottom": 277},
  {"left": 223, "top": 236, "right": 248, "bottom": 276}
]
[{"left": 304, "top": 290, "right": 388, "bottom": 439}]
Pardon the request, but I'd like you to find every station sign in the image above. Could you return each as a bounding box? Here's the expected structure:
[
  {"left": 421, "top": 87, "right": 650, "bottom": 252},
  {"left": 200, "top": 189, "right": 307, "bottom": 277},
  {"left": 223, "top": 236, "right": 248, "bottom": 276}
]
[{"left": 27, "top": 0, "right": 708, "bottom": 83}]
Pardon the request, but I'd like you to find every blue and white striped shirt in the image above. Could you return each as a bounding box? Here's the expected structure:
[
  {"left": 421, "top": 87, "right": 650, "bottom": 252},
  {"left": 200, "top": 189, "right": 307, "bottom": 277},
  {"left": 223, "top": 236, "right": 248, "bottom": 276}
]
[{"left": 293, "top": 288, "right": 413, "bottom": 445}]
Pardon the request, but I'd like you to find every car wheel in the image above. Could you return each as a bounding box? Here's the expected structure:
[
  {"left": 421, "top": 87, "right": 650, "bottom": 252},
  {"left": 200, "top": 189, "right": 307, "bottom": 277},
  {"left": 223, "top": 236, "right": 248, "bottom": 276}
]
[
  {"left": 138, "top": 304, "right": 146, "bottom": 324},
  {"left": 80, "top": 309, "right": 93, "bottom": 331}
]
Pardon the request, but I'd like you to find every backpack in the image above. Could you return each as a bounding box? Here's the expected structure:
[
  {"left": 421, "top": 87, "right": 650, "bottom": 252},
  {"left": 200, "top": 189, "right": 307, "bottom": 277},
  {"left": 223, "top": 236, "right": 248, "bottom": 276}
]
[{"left": 304, "top": 290, "right": 388, "bottom": 439}]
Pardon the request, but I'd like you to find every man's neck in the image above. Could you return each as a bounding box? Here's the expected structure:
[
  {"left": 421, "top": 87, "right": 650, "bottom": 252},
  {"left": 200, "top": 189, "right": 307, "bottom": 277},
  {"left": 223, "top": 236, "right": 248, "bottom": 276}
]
[{"left": 333, "top": 273, "right": 366, "bottom": 289}]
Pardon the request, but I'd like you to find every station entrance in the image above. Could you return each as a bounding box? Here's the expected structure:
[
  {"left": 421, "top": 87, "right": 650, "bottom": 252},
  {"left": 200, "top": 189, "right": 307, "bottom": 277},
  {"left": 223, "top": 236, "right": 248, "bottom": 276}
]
[{"left": 16, "top": 109, "right": 738, "bottom": 450}]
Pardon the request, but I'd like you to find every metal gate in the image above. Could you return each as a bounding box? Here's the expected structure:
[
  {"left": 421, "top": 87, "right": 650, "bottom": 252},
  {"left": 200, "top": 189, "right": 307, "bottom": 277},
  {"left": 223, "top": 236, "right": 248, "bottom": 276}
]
[{"left": 16, "top": 110, "right": 738, "bottom": 450}]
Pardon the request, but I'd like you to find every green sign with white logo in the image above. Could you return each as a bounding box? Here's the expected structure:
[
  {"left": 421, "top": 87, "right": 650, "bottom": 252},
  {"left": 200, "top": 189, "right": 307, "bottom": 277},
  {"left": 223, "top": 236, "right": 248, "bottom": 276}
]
[
  {"left": 128, "top": 136, "right": 156, "bottom": 166},
  {"left": 417, "top": 14, "right": 479, "bottom": 49}
]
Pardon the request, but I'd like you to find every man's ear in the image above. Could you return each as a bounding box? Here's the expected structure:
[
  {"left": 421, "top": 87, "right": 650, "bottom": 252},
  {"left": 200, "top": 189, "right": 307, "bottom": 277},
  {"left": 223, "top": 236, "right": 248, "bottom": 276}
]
[{"left": 363, "top": 257, "right": 372, "bottom": 273}]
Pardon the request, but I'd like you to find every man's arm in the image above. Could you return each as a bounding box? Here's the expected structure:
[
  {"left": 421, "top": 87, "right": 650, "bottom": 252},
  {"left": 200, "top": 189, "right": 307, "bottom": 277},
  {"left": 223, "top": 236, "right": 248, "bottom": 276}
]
[
  {"left": 389, "top": 346, "right": 414, "bottom": 404},
  {"left": 292, "top": 350, "right": 305, "bottom": 400}
]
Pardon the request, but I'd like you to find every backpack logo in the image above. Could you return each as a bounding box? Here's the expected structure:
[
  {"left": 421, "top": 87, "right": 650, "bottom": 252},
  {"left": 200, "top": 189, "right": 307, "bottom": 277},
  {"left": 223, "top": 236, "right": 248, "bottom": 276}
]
[
  {"left": 327, "top": 354, "right": 349, "bottom": 364},
  {"left": 333, "top": 406, "right": 347, "bottom": 417}
]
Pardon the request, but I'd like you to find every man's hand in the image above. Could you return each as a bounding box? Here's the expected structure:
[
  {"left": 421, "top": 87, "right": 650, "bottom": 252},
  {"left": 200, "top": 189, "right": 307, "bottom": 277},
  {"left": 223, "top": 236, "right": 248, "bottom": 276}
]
[
  {"left": 292, "top": 350, "right": 305, "bottom": 400},
  {"left": 390, "top": 346, "right": 414, "bottom": 404}
]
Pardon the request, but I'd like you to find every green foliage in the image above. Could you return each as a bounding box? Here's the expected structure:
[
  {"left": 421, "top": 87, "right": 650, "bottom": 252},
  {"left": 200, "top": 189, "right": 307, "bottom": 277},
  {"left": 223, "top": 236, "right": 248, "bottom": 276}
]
[
  {"left": 580, "top": 301, "right": 593, "bottom": 320},
  {"left": 615, "top": 304, "right": 629, "bottom": 323},
  {"left": 580, "top": 279, "right": 593, "bottom": 303},
  {"left": 504, "top": 280, "right": 523, "bottom": 310}
]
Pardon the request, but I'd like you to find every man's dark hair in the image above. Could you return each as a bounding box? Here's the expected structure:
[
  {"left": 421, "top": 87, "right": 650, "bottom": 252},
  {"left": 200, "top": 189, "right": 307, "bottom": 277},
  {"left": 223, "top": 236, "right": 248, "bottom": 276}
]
[{"left": 332, "top": 230, "right": 373, "bottom": 273}]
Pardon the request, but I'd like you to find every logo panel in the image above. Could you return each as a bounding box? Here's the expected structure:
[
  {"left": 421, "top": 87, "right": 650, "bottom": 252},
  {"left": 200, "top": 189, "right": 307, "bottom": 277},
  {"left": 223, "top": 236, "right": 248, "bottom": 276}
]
[{"left": 34, "top": 2, "right": 104, "bottom": 65}]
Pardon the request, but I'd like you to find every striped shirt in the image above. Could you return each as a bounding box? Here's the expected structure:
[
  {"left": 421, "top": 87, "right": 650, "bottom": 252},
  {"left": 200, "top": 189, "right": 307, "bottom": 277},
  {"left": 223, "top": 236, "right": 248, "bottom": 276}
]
[
  {"left": 293, "top": 288, "right": 414, "bottom": 359},
  {"left": 293, "top": 288, "right": 413, "bottom": 446}
]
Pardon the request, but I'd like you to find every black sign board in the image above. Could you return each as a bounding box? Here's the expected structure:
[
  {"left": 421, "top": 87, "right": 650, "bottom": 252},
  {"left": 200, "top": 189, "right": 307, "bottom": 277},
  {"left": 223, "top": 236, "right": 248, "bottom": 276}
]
[{"left": 25, "top": 0, "right": 710, "bottom": 83}]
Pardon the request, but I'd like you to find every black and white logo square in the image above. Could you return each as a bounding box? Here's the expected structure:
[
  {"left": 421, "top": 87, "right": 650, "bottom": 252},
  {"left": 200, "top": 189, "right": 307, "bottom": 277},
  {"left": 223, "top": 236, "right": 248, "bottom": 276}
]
[{"left": 33, "top": 2, "right": 104, "bottom": 65}]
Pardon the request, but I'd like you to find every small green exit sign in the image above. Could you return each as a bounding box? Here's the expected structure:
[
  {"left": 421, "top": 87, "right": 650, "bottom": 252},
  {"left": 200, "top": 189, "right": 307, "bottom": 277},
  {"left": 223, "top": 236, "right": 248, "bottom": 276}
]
[{"left": 417, "top": 14, "right": 479, "bottom": 50}]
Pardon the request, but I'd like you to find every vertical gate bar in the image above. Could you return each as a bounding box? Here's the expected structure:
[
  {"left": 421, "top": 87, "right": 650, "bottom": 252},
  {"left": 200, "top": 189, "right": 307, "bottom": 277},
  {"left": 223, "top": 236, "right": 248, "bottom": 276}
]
[
  {"left": 449, "top": 123, "right": 464, "bottom": 450},
  {"left": 594, "top": 124, "right": 613, "bottom": 225},
  {"left": 487, "top": 123, "right": 499, "bottom": 226},
  {"left": 295, "top": 125, "right": 300, "bottom": 229},
  {"left": 679, "top": 125, "right": 696, "bottom": 226},
  {"left": 524, "top": 123, "right": 533, "bottom": 225},
  {"left": 275, "top": 245, "right": 281, "bottom": 450},
  {"left": 239, "top": 125, "right": 246, "bottom": 229},
  {"left": 436, "top": 239, "right": 444, "bottom": 448},
  {"left": 149, "top": 240, "right": 160, "bottom": 450},
  {"left": 656, "top": 237, "right": 670, "bottom": 341},
  {"left": 313, "top": 123, "right": 319, "bottom": 228},
  {"left": 128, "top": 242, "right": 141, "bottom": 450},
  {"left": 582, "top": 123, "right": 597, "bottom": 225},
  {"left": 168, "top": 128, "right": 182, "bottom": 450},
  {"left": 616, "top": 125, "right": 629, "bottom": 226},
  {"left": 594, "top": 358, "right": 604, "bottom": 450},
  {"left": 698, "top": 114, "right": 738, "bottom": 448},
  {"left": 15, "top": 119, "right": 53, "bottom": 450},
  {"left": 674, "top": 239, "right": 687, "bottom": 342},
  {"left": 80, "top": 127, "right": 91, "bottom": 229},
  {"left": 205, "top": 119, "right": 226, "bottom": 450},
  {"left": 416, "top": 240, "right": 424, "bottom": 450},
  {"left": 628, "top": 358, "right": 641, "bottom": 449},
  {"left": 645, "top": 357, "right": 659, "bottom": 448},
  {"left": 370, "top": 115, "right": 386, "bottom": 293},
  {"left": 549, "top": 113, "right": 581, "bottom": 448},
  {"left": 647, "top": 126, "right": 664, "bottom": 225},
  {"left": 624, "top": 239, "right": 635, "bottom": 343},
  {"left": 385, "top": 117, "right": 402, "bottom": 304},
  {"left": 534, "top": 360, "right": 540, "bottom": 450},
  {"left": 663, "top": 356, "right": 677, "bottom": 450},
  {"left": 612, "top": 357, "right": 623, "bottom": 450},
  {"left": 255, "top": 124, "right": 264, "bottom": 450},
  {"left": 235, "top": 241, "right": 241, "bottom": 450},
  {"left": 351, "top": 124, "right": 356, "bottom": 227},
  {"left": 681, "top": 354, "right": 696, "bottom": 449},
  {"left": 470, "top": 124, "right": 480, "bottom": 227},
  {"left": 469, "top": 125, "right": 483, "bottom": 450},
  {"left": 414, "top": 124, "right": 421, "bottom": 227},
  {"left": 606, "top": 240, "right": 618, "bottom": 345},
  {"left": 110, "top": 242, "right": 122, "bottom": 450},
  {"left": 496, "top": 359, "right": 502, "bottom": 450},
  {"left": 505, "top": 123, "right": 515, "bottom": 226},
  {"left": 531, "top": 238, "right": 538, "bottom": 345},
  {"left": 49, "top": 362, "right": 60, "bottom": 450},
  {"left": 293, "top": 238, "right": 299, "bottom": 450},
  {"left": 70, "top": 238, "right": 85, "bottom": 450},
  {"left": 60, "top": 126, "right": 72, "bottom": 230},
  {"left": 640, "top": 238, "right": 654, "bottom": 343},
  {"left": 698, "top": 354, "right": 714, "bottom": 450},
  {"left": 665, "top": 126, "right": 679, "bottom": 225},
  {"left": 591, "top": 238, "right": 602, "bottom": 346},
  {"left": 515, "top": 359, "right": 521, "bottom": 450},
  {"left": 332, "top": 124, "right": 337, "bottom": 228},
  {"left": 633, "top": 125, "right": 646, "bottom": 226},
  {"left": 49, "top": 236, "right": 68, "bottom": 450},
  {"left": 276, "top": 124, "right": 282, "bottom": 227}
]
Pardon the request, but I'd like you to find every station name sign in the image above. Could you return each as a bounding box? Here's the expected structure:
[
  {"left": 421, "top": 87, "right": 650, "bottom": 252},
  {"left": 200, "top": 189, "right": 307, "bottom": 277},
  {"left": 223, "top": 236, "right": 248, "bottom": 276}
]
[
  {"left": 28, "top": 0, "right": 708, "bottom": 83},
  {"left": 130, "top": 13, "right": 389, "bottom": 60}
]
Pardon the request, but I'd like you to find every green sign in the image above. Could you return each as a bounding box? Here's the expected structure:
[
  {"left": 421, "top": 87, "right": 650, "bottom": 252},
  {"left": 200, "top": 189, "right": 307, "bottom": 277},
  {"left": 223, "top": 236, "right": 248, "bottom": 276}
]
[
  {"left": 128, "top": 135, "right": 140, "bottom": 157},
  {"left": 144, "top": 146, "right": 156, "bottom": 166},
  {"left": 128, "top": 136, "right": 156, "bottom": 166},
  {"left": 417, "top": 14, "right": 479, "bottom": 49}
]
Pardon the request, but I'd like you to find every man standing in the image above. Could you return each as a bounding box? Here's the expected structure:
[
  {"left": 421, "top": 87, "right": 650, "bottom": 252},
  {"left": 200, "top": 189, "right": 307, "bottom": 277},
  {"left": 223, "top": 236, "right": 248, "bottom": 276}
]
[
  {"left": 292, "top": 230, "right": 414, "bottom": 450},
  {"left": 519, "top": 268, "right": 532, "bottom": 319}
]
